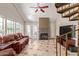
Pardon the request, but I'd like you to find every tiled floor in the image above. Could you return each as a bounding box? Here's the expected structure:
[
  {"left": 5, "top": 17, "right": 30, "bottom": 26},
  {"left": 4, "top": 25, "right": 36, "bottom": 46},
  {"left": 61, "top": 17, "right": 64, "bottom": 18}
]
[{"left": 18, "top": 39, "right": 77, "bottom": 56}]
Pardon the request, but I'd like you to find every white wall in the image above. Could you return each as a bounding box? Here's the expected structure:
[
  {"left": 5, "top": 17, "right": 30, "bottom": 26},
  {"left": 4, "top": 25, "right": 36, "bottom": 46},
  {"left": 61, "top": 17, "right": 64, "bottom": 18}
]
[
  {"left": 0, "top": 3, "right": 25, "bottom": 34},
  {"left": 50, "top": 20, "right": 56, "bottom": 38},
  {"left": 0, "top": 3, "right": 24, "bottom": 24}
]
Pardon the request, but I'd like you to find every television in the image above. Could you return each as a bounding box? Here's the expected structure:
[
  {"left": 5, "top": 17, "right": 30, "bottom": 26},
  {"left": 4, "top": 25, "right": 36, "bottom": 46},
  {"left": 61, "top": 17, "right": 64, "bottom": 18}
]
[{"left": 60, "top": 25, "right": 75, "bottom": 39}]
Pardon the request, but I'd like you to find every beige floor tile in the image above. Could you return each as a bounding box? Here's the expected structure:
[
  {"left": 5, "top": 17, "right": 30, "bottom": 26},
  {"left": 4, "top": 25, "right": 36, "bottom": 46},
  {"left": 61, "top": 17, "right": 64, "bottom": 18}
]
[{"left": 18, "top": 39, "right": 77, "bottom": 56}]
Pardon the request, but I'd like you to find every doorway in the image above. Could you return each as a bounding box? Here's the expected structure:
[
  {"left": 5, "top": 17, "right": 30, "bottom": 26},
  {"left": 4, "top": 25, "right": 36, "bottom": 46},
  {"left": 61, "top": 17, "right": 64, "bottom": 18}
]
[{"left": 26, "top": 24, "right": 39, "bottom": 40}]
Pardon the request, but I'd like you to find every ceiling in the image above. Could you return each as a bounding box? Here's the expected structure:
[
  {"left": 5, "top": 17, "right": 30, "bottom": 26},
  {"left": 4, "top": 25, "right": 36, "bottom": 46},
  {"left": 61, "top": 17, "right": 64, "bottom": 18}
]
[{"left": 14, "top": 3, "right": 58, "bottom": 23}]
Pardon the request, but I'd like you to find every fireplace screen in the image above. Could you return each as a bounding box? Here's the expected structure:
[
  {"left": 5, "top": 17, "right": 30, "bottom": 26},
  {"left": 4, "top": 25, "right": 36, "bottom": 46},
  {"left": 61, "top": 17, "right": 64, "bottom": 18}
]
[{"left": 40, "top": 33, "right": 48, "bottom": 40}]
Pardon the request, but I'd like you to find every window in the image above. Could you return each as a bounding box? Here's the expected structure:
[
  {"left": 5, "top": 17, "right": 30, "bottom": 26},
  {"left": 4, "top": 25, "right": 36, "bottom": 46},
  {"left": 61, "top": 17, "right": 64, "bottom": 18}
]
[
  {"left": 15, "top": 22, "right": 20, "bottom": 33},
  {"left": 32, "top": 25, "right": 38, "bottom": 39},
  {"left": 0, "top": 16, "right": 4, "bottom": 36},
  {"left": 7, "top": 19, "right": 14, "bottom": 34},
  {"left": 26, "top": 24, "right": 38, "bottom": 39},
  {"left": 0, "top": 15, "right": 24, "bottom": 35},
  {"left": 0, "top": 14, "right": 25, "bottom": 35},
  {"left": 0, "top": 17, "right": 3, "bottom": 35},
  {"left": 20, "top": 24, "right": 23, "bottom": 34},
  {"left": 26, "top": 25, "right": 31, "bottom": 37}
]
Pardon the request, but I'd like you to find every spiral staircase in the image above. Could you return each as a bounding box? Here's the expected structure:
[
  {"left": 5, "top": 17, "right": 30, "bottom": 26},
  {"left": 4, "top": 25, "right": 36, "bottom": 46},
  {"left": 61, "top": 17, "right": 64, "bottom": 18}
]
[{"left": 55, "top": 3, "right": 79, "bottom": 56}]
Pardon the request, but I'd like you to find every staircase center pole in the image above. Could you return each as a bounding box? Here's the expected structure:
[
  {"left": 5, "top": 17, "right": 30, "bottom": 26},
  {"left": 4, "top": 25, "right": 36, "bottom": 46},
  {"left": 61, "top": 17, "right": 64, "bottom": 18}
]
[
  {"left": 65, "top": 34, "right": 68, "bottom": 56},
  {"left": 59, "top": 37, "right": 61, "bottom": 56},
  {"left": 56, "top": 36, "right": 58, "bottom": 56},
  {"left": 77, "top": 4, "right": 79, "bottom": 56}
]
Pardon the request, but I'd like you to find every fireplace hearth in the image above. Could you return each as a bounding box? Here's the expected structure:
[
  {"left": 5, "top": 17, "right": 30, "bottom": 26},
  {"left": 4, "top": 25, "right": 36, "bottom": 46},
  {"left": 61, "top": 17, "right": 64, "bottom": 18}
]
[{"left": 40, "top": 33, "right": 48, "bottom": 40}]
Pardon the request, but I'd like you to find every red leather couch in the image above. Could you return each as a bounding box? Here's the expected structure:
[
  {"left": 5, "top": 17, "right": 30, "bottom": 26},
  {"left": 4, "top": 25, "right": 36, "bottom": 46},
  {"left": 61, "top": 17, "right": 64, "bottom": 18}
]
[
  {"left": 11, "top": 33, "right": 29, "bottom": 53},
  {"left": 57, "top": 36, "right": 75, "bottom": 49},
  {"left": 63, "top": 39, "right": 75, "bottom": 49},
  {"left": 0, "top": 33, "right": 29, "bottom": 55},
  {"left": 0, "top": 48, "right": 16, "bottom": 56}
]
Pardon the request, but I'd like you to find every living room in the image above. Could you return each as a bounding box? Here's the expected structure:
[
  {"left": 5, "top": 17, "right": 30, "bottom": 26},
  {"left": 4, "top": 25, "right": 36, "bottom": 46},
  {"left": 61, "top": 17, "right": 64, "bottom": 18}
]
[{"left": 0, "top": 3, "right": 78, "bottom": 56}]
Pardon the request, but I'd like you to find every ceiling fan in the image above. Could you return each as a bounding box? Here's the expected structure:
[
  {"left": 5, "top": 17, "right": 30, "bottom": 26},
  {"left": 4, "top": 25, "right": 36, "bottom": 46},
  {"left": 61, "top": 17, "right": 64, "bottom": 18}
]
[{"left": 30, "top": 3, "right": 48, "bottom": 13}]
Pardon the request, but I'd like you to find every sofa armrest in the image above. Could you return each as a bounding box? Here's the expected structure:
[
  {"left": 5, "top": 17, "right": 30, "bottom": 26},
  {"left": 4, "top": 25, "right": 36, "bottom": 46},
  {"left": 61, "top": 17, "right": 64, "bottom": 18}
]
[
  {"left": 11, "top": 41, "right": 21, "bottom": 54},
  {"left": 0, "top": 48, "right": 16, "bottom": 56},
  {"left": 11, "top": 39, "right": 28, "bottom": 54},
  {"left": 23, "top": 36, "right": 29, "bottom": 39}
]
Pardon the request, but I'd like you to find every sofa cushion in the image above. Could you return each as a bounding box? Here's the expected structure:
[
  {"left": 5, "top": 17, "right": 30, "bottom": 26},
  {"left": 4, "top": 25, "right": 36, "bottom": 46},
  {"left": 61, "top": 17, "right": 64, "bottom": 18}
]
[
  {"left": 3, "top": 35, "right": 10, "bottom": 43},
  {"left": 68, "top": 39, "right": 75, "bottom": 46},
  {"left": 14, "top": 34, "right": 20, "bottom": 41},
  {"left": 3, "top": 34, "right": 15, "bottom": 43},
  {"left": 17, "top": 33, "right": 24, "bottom": 39},
  {"left": 8, "top": 34, "right": 15, "bottom": 41},
  {"left": 0, "top": 36, "right": 3, "bottom": 43},
  {"left": 16, "top": 33, "right": 21, "bottom": 39}
]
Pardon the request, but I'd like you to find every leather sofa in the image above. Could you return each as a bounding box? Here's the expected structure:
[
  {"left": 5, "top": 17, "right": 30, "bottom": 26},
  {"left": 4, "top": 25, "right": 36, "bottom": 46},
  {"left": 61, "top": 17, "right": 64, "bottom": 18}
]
[
  {"left": 0, "top": 48, "right": 16, "bottom": 56},
  {"left": 57, "top": 36, "right": 75, "bottom": 49},
  {"left": 0, "top": 33, "right": 29, "bottom": 55},
  {"left": 63, "top": 39, "right": 75, "bottom": 49},
  {"left": 11, "top": 33, "right": 29, "bottom": 53}
]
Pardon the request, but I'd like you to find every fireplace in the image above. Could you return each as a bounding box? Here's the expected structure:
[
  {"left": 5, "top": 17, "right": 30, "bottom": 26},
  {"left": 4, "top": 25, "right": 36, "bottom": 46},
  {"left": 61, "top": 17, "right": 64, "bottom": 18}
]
[
  {"left": 39, "top": 18, "right": 50, "bottom": 40},
  {"left": 40, "top": 33, "right": 48, "bottom": 40},
  {"left": 39, "top": 28, "right": 50, "bottom": 40}
]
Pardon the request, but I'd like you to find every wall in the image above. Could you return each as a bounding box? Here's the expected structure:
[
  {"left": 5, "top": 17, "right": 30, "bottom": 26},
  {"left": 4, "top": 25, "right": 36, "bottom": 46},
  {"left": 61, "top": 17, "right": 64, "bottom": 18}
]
[
  {"left": 0, "top": 3, "right": 24, "bottom": 24},
  {"left": 0, "top": 3, "right": 25, "bottom": 34},
  {"left": 50, "top": 20, "right": 56, "bottom": 38}
]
